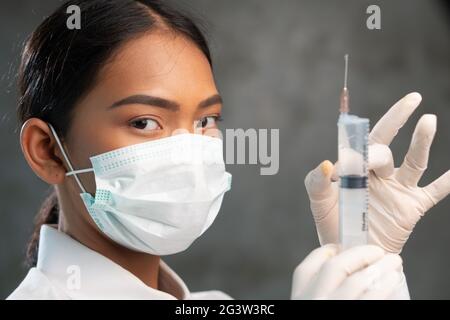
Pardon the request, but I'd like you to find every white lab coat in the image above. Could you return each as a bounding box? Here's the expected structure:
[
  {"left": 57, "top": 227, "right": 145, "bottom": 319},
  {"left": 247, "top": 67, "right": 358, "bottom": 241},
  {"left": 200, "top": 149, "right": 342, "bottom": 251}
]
[{"left": 8, "top": 225, "right": 232, "bottom": 300}]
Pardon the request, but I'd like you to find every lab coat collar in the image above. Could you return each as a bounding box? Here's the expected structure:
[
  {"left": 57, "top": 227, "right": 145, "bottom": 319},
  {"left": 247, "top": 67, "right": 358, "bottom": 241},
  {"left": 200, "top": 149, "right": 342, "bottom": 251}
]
[{"left": 36, "top": 225, "right": 190, "bottom": 300}]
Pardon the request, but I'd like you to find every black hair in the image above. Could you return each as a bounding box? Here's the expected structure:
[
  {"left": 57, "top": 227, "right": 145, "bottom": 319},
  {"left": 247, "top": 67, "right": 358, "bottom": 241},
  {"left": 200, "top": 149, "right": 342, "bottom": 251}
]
[{"left": 17, "top": 0, "right": 212, "bottom": 267}]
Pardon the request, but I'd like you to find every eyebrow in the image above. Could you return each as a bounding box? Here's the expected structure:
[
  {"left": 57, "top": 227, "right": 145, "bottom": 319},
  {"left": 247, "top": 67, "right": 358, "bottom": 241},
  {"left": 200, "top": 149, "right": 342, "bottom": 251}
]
[{"left": 108, "top": 94, "right": 223, "bottom": 111}]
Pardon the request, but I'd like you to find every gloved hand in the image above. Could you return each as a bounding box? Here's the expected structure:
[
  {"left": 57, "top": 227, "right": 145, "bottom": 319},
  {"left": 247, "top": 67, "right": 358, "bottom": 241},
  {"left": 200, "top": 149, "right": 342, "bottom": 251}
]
[
  {"left": 291, "top": 244, "right": 404, "bottom": 300},
  {"left": 305, "top": 92, "right": 450, "bottom": 253}
]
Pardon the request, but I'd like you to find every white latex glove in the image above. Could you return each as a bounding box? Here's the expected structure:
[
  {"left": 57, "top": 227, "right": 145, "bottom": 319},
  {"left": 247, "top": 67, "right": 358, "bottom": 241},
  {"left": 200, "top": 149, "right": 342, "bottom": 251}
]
[
  {"left": 291, "top": 244, "right": 404, "bottom": 300},
  {"left": 305, "top": 92, "right": 450, "bottom": 253}
]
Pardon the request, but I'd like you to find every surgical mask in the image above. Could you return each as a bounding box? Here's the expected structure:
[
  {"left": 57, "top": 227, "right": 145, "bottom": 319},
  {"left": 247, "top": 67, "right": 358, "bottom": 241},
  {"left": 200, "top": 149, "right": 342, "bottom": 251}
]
[{"left": 48, "top": 124, "right": 232, "bottom": 255}]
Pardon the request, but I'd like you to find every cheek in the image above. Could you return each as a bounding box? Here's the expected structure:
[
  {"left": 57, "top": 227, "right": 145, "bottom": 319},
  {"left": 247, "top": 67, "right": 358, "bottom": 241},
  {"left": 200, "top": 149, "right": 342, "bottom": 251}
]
[
  {"left": 67, "top": 104, "right": 126, "bottom": 158},
  {"left": 62, "top": 117, "right": 108, "bottom": 194},
  {"left": 62, "top": 136, "right": 97, "bottom": 194}
]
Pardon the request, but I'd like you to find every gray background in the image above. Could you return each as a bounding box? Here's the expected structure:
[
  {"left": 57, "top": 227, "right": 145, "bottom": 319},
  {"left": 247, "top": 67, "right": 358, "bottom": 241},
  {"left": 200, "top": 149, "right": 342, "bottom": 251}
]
[{"left": 0, "top": 0, "right": 449, "bottom": 299}]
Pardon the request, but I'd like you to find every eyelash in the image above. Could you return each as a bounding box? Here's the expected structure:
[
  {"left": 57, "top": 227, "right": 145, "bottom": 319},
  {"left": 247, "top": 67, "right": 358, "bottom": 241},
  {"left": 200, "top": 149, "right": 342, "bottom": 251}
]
[
  {"left": 209, "top": 115, "right": 224, "bottom": 123},
  {"left": 129, "top": 117, "right": 161, "bottom": 131},
  {"left": 197, "top": 115, "right": 223, "bottom": 129},
  {"left": 129, "top": 115, "right": 224, "bottom": 132}
]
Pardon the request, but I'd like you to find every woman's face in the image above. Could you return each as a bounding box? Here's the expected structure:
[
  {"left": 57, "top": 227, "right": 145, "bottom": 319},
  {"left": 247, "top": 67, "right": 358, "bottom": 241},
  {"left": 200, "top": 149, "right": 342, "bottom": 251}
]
[{"left": 63, "top": 31, "right": 222, "bottom": 195}]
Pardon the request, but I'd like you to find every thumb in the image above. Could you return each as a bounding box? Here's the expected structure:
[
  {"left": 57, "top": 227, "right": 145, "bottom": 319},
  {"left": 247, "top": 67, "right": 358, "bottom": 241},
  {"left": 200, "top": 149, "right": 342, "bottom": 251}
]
[
  {"left": 305, "top": 161, "right": 340, "bottom": 245},
  {"left": 305, "top": 160, "right": 336, "bottom": 201}
]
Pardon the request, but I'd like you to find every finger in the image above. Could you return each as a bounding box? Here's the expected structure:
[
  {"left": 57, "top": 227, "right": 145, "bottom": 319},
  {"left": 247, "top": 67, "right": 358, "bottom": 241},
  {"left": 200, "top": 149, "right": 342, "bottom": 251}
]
[
  {"left": 305, "top": 161, "right": 340, "bottom": 245},
  {"left": 368, "top": 144, "right": 395, "bottom": 178},
  {"left": 331, "top": 161, "right": 339, "bottom": 182},
  {"left": 359, "top": 271, "right": 401, "bottom": 300},
  {"left": 305, "top": 161, "right": 335, "bottom": 200},
  {"left": 395, "top": 114, "right": 437, "bottom": 187},
  {"left": 422, "top": 170, "right": 450, "bottom": 211},
  {"left": 329, "top": 253, "right": 402, "bottom": 300},
  {"left": 369, "top": 92, "right": 422, "bottom": 146},
  {"left": 304, "top": 160, "right": 339, "bottom": 228},
  {"left": 311, "top": 245, "right": 385, "bottom": 298},
  {"left": 292, "top": 244, "right": 339, "bottom": 296}
]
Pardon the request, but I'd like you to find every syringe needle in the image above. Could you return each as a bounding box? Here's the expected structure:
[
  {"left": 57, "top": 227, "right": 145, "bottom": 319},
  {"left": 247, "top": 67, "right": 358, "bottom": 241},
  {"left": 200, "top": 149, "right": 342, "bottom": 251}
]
[
  {"left": 344, "top": 54, "right": 349, "bottom": 89},
  {"left": 340, "top": 54, "right": 350, "bottom": 114}
]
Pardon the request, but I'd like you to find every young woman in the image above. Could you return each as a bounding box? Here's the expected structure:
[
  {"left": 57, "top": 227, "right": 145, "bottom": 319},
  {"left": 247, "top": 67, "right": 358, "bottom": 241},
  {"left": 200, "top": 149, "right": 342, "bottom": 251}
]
[{"left": 8, "top": 0, "right": 449, "bottom": 300}]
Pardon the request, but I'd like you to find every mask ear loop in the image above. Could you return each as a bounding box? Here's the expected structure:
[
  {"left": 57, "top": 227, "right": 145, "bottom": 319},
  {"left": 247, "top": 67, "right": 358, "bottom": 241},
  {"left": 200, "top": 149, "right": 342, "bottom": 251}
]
[{"left": 47, "top": 123, "right": 89, "bottom": 194}]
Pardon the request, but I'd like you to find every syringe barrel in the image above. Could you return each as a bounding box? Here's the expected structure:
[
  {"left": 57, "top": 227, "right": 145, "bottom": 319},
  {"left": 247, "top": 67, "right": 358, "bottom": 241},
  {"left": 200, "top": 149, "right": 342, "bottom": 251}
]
[{"left": 338, "top": 113, "right": 370, "bottom": 249}]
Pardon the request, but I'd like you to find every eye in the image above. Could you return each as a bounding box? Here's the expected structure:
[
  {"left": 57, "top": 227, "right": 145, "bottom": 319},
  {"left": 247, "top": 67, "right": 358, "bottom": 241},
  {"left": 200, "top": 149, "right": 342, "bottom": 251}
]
[
  {"left": 196, "top": 116, "right": 223, "bottom": 129},
  {"left": 130, "top": 118, "right": 161, "bottom": 131}
]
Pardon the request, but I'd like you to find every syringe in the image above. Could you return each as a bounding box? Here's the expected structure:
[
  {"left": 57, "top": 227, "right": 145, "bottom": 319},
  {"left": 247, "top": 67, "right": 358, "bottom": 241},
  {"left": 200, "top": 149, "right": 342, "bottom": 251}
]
[
  {"left": 338, "top": 54, "right": 370, "bottom": 250},
  {"left": 340, "top": 54, "right": 350, "bottom": 114}
]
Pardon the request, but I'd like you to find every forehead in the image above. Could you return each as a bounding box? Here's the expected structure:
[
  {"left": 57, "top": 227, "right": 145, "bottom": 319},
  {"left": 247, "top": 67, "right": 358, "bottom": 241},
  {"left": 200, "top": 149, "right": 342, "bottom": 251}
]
[{"left": 94, "top": 31, "right": 215, "bottom": 98}]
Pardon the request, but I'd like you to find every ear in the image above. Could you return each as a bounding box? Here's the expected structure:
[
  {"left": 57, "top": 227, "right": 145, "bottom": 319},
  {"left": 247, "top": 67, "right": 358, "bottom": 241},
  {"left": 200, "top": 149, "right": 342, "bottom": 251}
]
[{"left": 20, "top": 118, "right": 66, "bottom": 184}]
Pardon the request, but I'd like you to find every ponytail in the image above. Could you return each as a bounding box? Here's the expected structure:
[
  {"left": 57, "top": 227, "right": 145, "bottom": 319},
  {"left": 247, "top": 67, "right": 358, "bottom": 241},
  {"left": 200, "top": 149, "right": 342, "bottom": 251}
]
[{"left": 26, "top": 188, "right": 59, "bottom": 267}]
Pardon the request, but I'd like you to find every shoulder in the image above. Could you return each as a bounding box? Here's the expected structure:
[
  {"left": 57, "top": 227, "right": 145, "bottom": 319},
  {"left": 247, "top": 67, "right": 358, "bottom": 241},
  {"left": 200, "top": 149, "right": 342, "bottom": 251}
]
[
  {"left": 7, "top": 268, "right": 69, "bottom": 300},
  {"left": 189, "top": 290, "right": 234, "bottom": 300}
]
